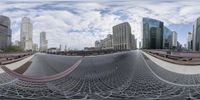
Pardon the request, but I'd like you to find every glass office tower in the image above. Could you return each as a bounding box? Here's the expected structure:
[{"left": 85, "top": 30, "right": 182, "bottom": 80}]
[
  {"left": 142, "top": 17, "right": 164, "bottom": 49},
  {"left": 163, "top": 27, "right": 173, "bottom": 49},
  {"left": 0, "top": 15, "right": 11, "bottom": 50}
]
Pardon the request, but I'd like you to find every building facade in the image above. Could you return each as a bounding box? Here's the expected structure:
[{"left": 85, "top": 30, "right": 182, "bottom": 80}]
[
  {"left": 139, "top": 41, "right": 142, "bottom": 49},
  {"left": 142, "top": 18, "right": 164, "bottom": 49},
  {"left": 0, "top": 15, "right": 11, "bottom": 50},
  {"left": 172, "top": 31, "right": 177, "bottom": 47},
  {"left": 163, "top": 27, "right": 173, "bottom": 49},
  {"left": 20, "top": 17, "right": 33, "bottom": 51},
  {"left": 193, "top": 17, "right": 200, "bottom": 51},
  {"left": 113, "top": 22, "right": 132, "bottom": 50},
  {"left": 95, "top": 34, "right": 113, "bottom": 50},
  {"left": 95, "top": 40, "right": 100, "bottom": 48},
  {"left": 131, "top": 34, "right": 137, "bottom": 49},
  {"left": 188, "top": 32, "right": 193, "bottom": 50},
  {"left": 40, "top": 31, "right": 48, "bottom": 51}
]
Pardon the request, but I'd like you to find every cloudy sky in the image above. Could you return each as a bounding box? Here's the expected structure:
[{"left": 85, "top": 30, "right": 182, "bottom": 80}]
[{"left": 1, "top": 0, "right": 200, "bottom": 49}]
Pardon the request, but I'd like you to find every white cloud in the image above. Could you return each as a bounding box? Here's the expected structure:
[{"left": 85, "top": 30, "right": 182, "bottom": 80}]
[{"left": 0, "top": 1, "right": 200, "bottom": 49}]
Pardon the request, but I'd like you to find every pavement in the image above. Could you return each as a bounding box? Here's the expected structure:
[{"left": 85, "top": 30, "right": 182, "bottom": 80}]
[
  {"left": 143, "top": 51, "right": 200, "bottom": 74},
  {"left": 1, "top": 50, "right": 200, "bottom": 99},
  {"left": 0, "top": 55, "right": 35, "bottom": 73},
  {"left": 23, "top": 53, "right": 82, "bottom": 76}
]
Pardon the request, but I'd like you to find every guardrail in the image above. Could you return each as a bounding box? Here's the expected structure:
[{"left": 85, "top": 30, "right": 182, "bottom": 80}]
[{"left": 47, "top": 49, "right": 130, "bottom": 56}]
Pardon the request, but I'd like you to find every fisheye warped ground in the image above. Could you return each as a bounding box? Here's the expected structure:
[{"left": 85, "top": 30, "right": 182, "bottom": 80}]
[{"left": 0, "top": 50, "right": 200, "bottom": 100}]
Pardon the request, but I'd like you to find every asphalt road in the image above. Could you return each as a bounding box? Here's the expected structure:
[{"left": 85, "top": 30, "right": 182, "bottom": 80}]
[
  {"left": 8, "top": 50, "right": 200, "bottom": 99},
  {"left": 23, "top": 53, "right": 82, "bottom": 76}
]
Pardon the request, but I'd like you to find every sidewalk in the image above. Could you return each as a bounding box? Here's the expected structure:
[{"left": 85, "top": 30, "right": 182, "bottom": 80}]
[
  {"left": 142, "top": 51, "right": 200, "bottom": 74},
  {"left": 0, "top": 55, "right": 35, "bottom": 73}
]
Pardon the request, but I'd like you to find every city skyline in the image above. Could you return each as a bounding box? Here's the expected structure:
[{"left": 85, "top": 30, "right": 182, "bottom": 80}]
[{"left": 0, "top": 1, "right": 199, "bottom": 49}]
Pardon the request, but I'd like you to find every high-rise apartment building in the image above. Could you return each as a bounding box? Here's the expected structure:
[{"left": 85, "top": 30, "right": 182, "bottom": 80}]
[
  {"left": 0, "top": 15, "right": 11, "bottom": 50},
  {"left": 113, "top": 22, "right": 132, "bottom": 50},
  {"left": 20, "top": 17, "right": 33, "bottom": 51},
  {"left": 40, "top": 31, "right": 48, "bottom": 51}
]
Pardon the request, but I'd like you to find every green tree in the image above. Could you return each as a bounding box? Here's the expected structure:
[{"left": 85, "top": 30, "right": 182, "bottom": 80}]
[{"left": 4, "top": 46, "right": 23, "bottom": 53}]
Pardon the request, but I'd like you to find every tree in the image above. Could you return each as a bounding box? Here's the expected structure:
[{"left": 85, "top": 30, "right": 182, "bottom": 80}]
[{"left": 4, "top": 46, "right": 23, "bottom": 52}]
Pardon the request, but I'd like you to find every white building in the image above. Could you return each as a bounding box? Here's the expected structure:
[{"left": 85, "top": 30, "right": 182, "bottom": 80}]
[
  {"left": 187, "top": 32, "right": 193, "bottom": 50},
  {"left": 20, "top": 17, "right": 33, "bottom": 51},
  {"left": 172, "top": 31, "right": 177, "bottom": 47},
  {"left": 113, "top": 22, "right": 132, "bottom": 50},
  {"left": 40, "top": 31, "right": 48, "bottom": 51}
]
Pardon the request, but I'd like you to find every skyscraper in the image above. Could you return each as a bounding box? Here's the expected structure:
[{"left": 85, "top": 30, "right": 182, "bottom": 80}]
[
  {"left": 172, "top": 31, "right": 177, "bottom": 47},
  {"left": 131, "top": 34, "right": 137, "bottom": 49},
  {"left": 0, "top": 15, "right": 11, "bottom": 50},
  {"left": 188, "top": 32, "right": 193, "bottom": 50},
  {"left": 113, "top": 22, "right": 132, "bottom": 50},
  {"left": 40, "top": 31, "right": 48, "bottom": 51},
  {"left": 193, "top": 17, "right": 200, "bottom": 51},
  {"left": 142, "top": 18, "right": 164, "bottom": 49},
  {"left": 139, "top": 41, "right": 142, "bottom": 49},
  {"left": 163, "top": 27, "right": 173, "bottom": 49},
  {"left": 20, "top": 17, "right": 33, "bottom": 51}
]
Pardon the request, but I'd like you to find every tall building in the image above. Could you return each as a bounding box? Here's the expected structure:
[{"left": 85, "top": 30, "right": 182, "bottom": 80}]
[
  {"left": 113, "top": 22, "right": 132, "bottom": 50},
  {"left": 131, "top": 34, "right": 137, "bottom": 49},
  {"left": 20, "top": 17, "right": 33, "bottom": 51},
  {"left": 0, "top": 15, "right": 11, "bottom": 50},
  {"left": 187, "top": 32, "right": 193, "bottom": 50},
  {"left": 104, "top": 34, "right": 113, "bottom": 49},
  {"left": 142, "top": 18, "right": 164, "bottom": 49},
  {"left": 139, "top": 41, "right": 142, "bottom": 49},
  {"left": 95, "top": 40, "right": 100, "bottom": 48},
  {"left": 193, "top": 17, "right": 200, "bottom": 51},
  {"left": 163, "top": 27, "right": 173, "bottom": 49},
  {"left": 172, "top": 31, "right": 177, "bottom": 47},
  {"left": 40, "top": 31, "right": 48, "bottom": 51}
]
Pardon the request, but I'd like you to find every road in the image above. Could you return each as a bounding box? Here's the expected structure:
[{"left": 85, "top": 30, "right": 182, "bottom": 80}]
[
  {"left": 23, "top": 53, "right": 82, "bottom": 76},
  {"left": 1, "top": 50, "right": 200, "bottom": 99}
]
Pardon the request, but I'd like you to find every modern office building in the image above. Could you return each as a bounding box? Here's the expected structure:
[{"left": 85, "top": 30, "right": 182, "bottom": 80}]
[
  {"left": 40, "top": 31, "right": 48, "bottom": 51},
  {"left": 20, "top": 17, "right": 33, "bottom": 51},
  {"left": 139, "top": 41, "right": 142, "bottom": 49},
  {"left": 131, "top": 34, "right": 137, "bottom": 49},
  {"left": 188, "top": 32, "right": 193, "bottom": 50},
  {"left": 172, "top": 31, "right": 177, "bottom": 47},
  {"left": 163, "top": 27, "right": 173, "bottom": 49},
  {"left": 193, "top": 17, "right": 200, "bottom": 51},
  {"left": 142, "top": 18, "right": 164, "bottom": 49},
  {"left": 113, "top": 22, "right": 132, "bottom": 50},
  {"left": 0, "top": 15, "right": 11, "bottom": 50}
]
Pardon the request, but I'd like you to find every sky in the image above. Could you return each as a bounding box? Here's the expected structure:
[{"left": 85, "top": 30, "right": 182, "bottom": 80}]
[{"left": 0, "top": 0, "right": 200, "bottom": 49}]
